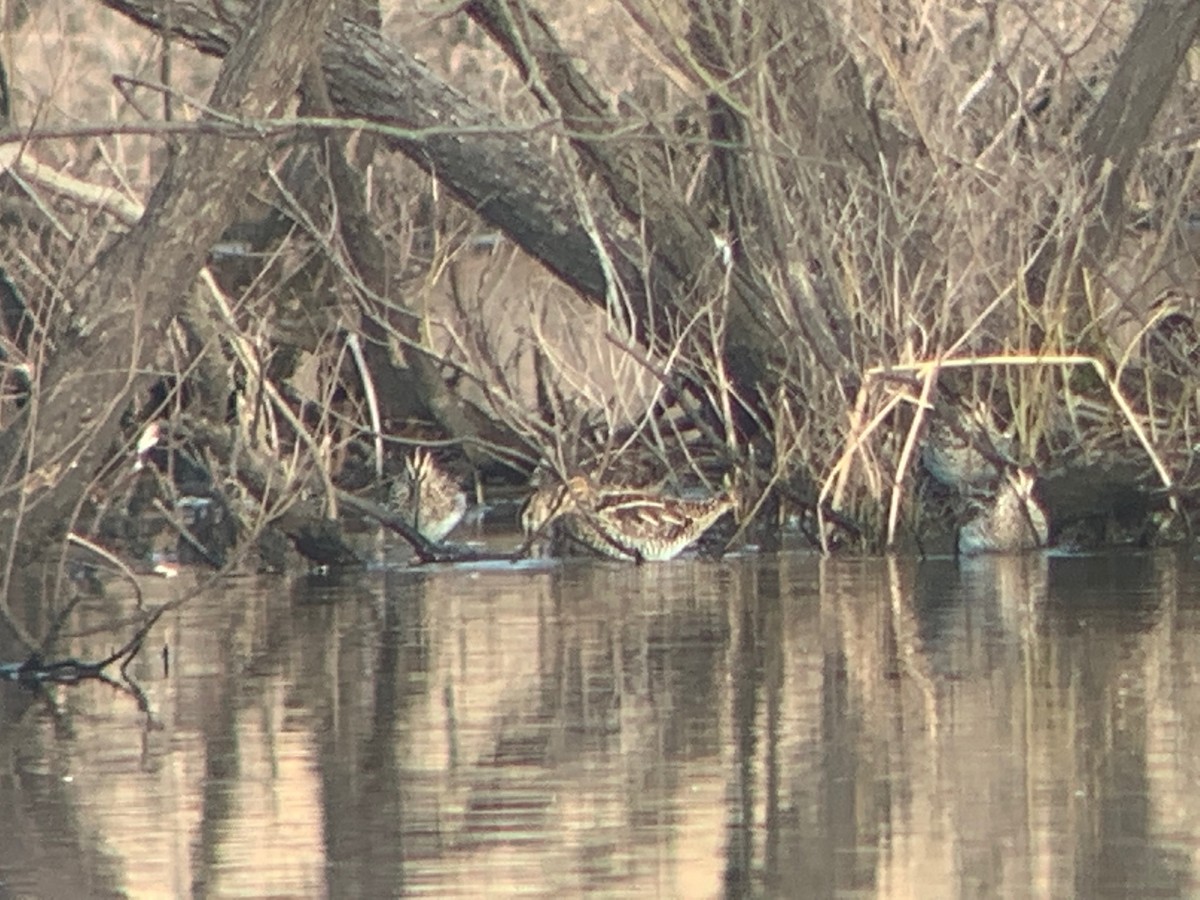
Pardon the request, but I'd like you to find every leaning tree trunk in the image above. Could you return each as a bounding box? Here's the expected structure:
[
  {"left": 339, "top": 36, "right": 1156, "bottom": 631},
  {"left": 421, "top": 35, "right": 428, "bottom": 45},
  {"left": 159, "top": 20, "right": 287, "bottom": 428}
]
[
  {"left": 1024, "top": 0, "right": 1200, "bottom": 315},
  {"left": 102, "top": 0, "right": 859, "bottom": 418},
  {"left": 296, "top": 63, "right": 523, "bottom": 467},
  {"left": 0, "top": 0, "right": 334, "bottom": 578},
  {"left": 464, "top": 0, "right": 856, "bottom": 390},
  {"left": 1077, "top": 0, "right": 1200, "bottom": 262}
]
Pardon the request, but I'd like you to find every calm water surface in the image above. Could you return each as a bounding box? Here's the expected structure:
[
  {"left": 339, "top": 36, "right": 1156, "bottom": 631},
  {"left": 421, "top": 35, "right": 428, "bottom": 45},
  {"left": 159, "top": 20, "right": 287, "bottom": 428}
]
[{"left": 2, "top": 540, "right": 1199, "bottom": 898}]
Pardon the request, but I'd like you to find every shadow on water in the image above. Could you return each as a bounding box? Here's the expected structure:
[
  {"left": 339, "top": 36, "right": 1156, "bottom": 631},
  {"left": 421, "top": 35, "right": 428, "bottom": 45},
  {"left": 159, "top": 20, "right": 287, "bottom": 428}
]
[{"left": 2, "top": 547, "right": 1200, "bottom": 896}]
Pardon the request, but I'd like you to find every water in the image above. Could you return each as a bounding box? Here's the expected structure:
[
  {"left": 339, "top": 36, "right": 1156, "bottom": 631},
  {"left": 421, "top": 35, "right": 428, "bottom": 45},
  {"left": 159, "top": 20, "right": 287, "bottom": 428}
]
[{"left": 1, "top": 545, "right": 1199, "bottom": 898}]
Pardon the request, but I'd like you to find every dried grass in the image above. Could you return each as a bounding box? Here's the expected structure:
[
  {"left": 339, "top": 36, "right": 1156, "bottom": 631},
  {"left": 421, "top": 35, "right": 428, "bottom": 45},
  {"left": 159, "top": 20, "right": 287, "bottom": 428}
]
[{"left": 4, "top": 0, "right": 1199, "bottom": 556}]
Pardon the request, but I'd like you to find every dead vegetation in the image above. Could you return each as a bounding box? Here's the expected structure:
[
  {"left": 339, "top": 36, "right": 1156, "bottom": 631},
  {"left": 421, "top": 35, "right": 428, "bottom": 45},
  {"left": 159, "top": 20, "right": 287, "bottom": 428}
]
[{"left": 0, "top": 0, "right": 1198, "bottom": 622}]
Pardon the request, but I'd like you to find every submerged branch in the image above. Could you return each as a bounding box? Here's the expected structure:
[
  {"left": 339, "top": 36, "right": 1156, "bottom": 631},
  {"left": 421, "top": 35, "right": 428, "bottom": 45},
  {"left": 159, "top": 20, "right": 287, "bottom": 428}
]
[{"left": 0, "top": 600, "right": 165, "bottom": 687}]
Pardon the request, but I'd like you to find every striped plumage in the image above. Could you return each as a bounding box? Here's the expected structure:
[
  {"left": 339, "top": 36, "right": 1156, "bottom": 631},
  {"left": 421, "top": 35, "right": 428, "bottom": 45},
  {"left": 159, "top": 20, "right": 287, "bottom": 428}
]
[
  {"left": 957, "top": 468, "right": 1049, "bottom": 555},
  {"left": 521, "top": 475, "right": 737, "bottom": 561},
  {"left": 389, "top": 449, "right": 467, "bottom": 542},
  {"left": 921, "top": 400, "right": 1015, "bottom": 491}
]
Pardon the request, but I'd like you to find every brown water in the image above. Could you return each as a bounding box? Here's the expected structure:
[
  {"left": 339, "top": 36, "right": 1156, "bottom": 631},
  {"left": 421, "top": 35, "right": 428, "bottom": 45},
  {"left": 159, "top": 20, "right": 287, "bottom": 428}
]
[{"left": 1, "top": 543, "right": 1199, "bottom": 898}]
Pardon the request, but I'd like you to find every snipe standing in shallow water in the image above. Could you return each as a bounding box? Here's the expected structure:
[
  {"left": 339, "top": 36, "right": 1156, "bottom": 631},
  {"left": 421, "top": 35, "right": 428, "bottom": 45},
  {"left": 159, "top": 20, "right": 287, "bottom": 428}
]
[
  {"left": 390, "top": 449, "right": 468, "bottom": 542},
  {"left": 521, "top": 475, "right": 737, "bottom": 561},
  {"left": 957, "top": 468, "right": 1049, "bottom": 555}
]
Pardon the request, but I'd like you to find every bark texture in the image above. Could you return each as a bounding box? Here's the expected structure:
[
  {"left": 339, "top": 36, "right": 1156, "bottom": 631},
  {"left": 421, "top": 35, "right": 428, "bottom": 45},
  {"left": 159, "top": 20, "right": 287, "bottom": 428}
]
[
  {"left": 1026, "top": 0, "right": 1200, "bottom": 307},
  {"left": 102, "top": 0, "right": 850, "bottom": 405},
  {"left": 0, "top": 0, "right": 334, "bottom": 567},
  {"left": 464, "top": 0, "right": 853, "bottom": 387}
]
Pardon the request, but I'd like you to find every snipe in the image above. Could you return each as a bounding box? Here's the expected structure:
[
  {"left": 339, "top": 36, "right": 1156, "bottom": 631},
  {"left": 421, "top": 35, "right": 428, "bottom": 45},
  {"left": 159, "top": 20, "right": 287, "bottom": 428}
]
[
  {"left": 921, "top": 400, "right": 1015, "bottom": 491},
  {"left": 390, "top": 449, "right": 467, "bottom": 542},
  {"left": 957, "top": 468, "right": 1049, "bottom": 555},
  {"left": 521, "top": 475, "right": 737, "bottom": 561}
]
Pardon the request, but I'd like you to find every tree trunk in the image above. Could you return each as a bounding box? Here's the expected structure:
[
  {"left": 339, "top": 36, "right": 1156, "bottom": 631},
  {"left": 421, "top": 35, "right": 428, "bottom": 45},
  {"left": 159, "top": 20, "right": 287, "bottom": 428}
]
[
  {"left": 465, "top": 0, "right": 855, "bottom": 385},
  {"left": 297, "top": 65, "right": 522, "bottom": 466},
  {"left": 0, "top": 0, "right": 334, "bottom": 572},
  {"left": 101, "top": 0, "right": 860, "bottom": 410},
  {"left": 1025, "top": 0, "right": 1200, "bottom": 311}
]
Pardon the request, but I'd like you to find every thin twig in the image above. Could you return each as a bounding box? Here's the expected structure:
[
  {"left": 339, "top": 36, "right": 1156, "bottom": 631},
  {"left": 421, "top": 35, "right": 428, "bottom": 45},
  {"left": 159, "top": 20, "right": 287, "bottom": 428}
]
[{"left": 65, "top": 532, "right": 146, "bottom": 608}]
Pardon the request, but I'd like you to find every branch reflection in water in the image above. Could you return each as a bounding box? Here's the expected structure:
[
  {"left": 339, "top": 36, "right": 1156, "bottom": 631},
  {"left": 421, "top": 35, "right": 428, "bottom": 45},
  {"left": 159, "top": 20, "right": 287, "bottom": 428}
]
[{"left": 0, "top": 549, "right": 1196, "bottom": 897}]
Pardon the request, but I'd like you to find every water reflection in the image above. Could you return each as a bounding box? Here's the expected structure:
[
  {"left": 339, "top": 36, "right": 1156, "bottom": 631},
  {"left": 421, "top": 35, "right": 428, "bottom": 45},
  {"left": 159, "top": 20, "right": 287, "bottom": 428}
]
[{"left": 1, "top": 549, "right": 1200, "bottom": 896}]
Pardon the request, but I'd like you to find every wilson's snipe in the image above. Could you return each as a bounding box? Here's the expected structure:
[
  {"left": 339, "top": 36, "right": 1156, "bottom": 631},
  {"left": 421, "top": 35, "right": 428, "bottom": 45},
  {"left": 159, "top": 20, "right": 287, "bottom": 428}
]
[
  {"left": 921, "top": 400, "right": 1015, "bottom": 491},
  {"left": 521, "top": 475, "right": 737, "bottom": 561},
  {"left": 389, "top": 449, "right": 467, "bottom": 542},
  {"left": 957, "top": 468, "right": 1049, "bottom": 555}
]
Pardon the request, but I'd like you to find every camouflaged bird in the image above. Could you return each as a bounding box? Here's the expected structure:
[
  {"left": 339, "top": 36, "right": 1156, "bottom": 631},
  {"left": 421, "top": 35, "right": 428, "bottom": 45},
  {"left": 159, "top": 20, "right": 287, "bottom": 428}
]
[
  {"left": 957, "top": 468, "right": 1049, "bottom": 555},
  {"left": 390, "top": 449, "right": 467, "bottom": 542},
  {"left": 522, "top": 475, "right": 737, "bottom": 561}
]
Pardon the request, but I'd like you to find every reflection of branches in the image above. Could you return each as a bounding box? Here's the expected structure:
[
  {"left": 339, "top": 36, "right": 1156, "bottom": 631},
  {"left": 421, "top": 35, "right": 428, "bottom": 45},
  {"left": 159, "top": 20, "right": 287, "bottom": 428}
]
[{"left": 0, "top": 598, "right": 166, "bottom": 721}]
